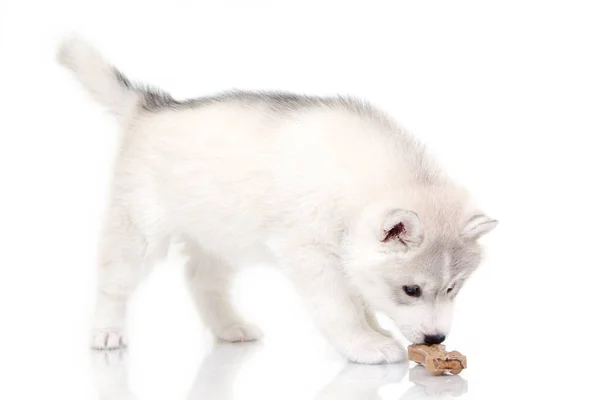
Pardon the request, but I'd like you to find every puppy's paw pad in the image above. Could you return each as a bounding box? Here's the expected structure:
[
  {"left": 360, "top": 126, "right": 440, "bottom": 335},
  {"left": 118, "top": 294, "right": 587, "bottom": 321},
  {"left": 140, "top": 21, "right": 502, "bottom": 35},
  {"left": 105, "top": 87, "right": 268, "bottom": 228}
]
[
  {"left": 346, "top": 338, "right": 407, "bottom": 364},
  {"left": 91, "top": 331, "right": 127, "bottom": 351},
  {"left": 216, "top": 323, "right": 264, "bottom": 342}
]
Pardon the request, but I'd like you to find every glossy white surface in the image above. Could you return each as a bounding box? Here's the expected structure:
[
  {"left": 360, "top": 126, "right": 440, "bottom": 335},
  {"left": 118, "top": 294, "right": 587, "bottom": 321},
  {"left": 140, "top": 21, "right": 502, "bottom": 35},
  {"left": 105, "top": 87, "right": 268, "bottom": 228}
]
[
  {"left": 2, "top": 1, "right": 599, "bottom": 399},
  {"left": 4, "top": 256, "right": 595, "bottom": 399},
  {"left": 92, "top": 342, "right": 469, "bottom": 400}
]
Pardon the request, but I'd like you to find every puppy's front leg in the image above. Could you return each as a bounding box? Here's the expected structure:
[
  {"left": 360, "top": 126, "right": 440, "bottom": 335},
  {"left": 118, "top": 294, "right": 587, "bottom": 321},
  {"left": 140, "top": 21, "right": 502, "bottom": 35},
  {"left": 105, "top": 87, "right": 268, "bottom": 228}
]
[{"left": 282, "top": 247, "right": 406, "bottom": 364}]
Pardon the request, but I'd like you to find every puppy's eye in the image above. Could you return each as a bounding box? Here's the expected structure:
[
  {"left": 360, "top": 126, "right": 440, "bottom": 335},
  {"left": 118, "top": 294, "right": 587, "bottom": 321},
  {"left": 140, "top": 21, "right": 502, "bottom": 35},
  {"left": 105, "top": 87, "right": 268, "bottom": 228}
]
[
  {"left": 447, "top": 285, "right": 455, "bottom": 294},
  {"left": 403, "top": 285, "right": 421, "bottom": 298}
]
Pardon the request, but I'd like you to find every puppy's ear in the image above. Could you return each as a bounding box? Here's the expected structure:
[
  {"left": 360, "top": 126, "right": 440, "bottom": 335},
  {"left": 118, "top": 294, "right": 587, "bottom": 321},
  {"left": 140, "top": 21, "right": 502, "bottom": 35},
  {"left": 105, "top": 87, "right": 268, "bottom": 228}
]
[
  {"left": 379, "top": 209, "right": 423, "bottom": 249},
  {"left": 461, "top": 215, "right": 498, "bottom": 240}
]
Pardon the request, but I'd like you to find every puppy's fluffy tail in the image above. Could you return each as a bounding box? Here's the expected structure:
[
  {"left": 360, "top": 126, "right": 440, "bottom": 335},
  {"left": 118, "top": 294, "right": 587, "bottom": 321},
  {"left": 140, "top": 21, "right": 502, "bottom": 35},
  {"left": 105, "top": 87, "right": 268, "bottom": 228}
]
[{"left": 57, "top": 36, "right": 138, "bottom": 120}]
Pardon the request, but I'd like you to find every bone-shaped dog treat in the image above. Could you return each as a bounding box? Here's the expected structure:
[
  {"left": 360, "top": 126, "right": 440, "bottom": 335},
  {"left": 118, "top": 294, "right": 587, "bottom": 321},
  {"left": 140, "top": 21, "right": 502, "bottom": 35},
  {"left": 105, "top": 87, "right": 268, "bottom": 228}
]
[{"left": 408, "top": 344, "right": 467, "bottom": 376}]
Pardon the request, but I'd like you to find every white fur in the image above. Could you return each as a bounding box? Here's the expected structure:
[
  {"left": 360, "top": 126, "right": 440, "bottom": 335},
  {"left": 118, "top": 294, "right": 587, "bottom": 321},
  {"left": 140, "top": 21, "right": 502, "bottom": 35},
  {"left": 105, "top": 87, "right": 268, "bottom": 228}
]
[
  {"left": 58, "top": 37, "right": 497, "bottom": 363},
  {"left": 57, "top": 36, "right": 139, "bottom": 122}
]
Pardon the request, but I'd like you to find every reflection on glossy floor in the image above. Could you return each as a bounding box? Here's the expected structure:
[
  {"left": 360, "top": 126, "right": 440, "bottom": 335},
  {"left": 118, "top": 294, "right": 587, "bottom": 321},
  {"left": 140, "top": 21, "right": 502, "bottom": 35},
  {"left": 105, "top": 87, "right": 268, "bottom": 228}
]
[{"left": 93, "top": 341, "right": 467, "bottom": 400}]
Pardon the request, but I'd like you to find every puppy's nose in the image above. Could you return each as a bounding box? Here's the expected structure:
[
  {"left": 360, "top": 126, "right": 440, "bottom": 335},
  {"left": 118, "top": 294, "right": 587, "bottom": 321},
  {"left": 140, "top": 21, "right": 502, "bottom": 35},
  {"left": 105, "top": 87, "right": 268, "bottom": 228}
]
[{"left": 423, "top": 334, "right": 446, "bottom": 345}]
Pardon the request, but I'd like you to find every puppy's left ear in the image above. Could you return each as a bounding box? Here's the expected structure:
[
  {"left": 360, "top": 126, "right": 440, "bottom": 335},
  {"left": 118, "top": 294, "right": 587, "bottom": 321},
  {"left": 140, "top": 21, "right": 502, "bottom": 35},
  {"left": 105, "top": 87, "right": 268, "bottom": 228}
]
[
  {"left": 461, "top": 215, "right": 498, "bottom": 240},
  {"left": 379, "top": 209, "right": 424, "bottom": 249}
]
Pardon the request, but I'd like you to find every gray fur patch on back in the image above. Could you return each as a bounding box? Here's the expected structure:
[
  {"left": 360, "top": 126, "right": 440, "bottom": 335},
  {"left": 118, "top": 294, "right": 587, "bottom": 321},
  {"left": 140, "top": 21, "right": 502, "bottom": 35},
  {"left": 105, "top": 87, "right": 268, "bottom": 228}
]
[
  {"left": 112, "top": 67, "right": 443, "bottom": 185},
  {"left": 143, "top": 88, "right": 388, "bottom": 120},
  {"left": 111, "top": 67, "right": 391, "bottom": 120}
]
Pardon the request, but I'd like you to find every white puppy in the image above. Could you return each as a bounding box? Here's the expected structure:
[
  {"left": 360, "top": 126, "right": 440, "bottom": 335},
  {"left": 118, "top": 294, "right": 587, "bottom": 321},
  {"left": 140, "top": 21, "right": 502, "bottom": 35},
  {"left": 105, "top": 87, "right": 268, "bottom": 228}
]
[{"left": 58, "top": 37, "right": 497, "bottom": 364}]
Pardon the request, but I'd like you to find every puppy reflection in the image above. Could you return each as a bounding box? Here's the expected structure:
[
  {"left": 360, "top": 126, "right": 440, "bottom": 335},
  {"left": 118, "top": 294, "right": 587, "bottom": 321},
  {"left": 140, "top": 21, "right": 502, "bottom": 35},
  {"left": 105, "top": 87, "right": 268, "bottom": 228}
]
[
  {"left": 91, "top": 350, "right": 136, "bottom": 400},
  {"left": 91, "top": 344, "right": 467, "bottom": 400},
  {"left": 400, "top": 365, "right": 468, "bottom": 399},
  {"left": 187, "top": 341, "right": 263, "bottom": 399},
  {"left": 316, "top": 363, "right": 467, "bottom": 400},
  {"left": 90, "top": 342, "right": 262, "bottom": 400},
  {"left": 315, "top": 362, "right": 409, "bottom": 399}
]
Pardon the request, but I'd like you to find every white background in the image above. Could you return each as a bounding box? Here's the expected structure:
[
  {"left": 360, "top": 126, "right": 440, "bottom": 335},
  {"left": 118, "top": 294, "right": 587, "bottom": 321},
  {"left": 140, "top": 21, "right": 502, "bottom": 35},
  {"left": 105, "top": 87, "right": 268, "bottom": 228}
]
[{"left": 1, "top": 1, "right": 599, "bottom": 399}]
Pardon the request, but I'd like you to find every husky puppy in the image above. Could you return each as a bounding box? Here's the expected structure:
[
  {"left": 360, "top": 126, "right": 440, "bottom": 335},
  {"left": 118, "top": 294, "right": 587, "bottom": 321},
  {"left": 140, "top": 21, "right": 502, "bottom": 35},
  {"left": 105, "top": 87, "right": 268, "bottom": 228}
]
[{"left": 58, "top": 37, "right": 497, "bottom": 364}]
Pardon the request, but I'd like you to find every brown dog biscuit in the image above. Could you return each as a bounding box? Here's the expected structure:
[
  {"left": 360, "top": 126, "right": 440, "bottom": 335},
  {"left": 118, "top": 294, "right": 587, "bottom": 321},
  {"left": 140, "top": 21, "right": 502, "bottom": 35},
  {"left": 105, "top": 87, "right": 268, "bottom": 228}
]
[{"left": 408, "top": 344, "right": 467, "bottom": 376}]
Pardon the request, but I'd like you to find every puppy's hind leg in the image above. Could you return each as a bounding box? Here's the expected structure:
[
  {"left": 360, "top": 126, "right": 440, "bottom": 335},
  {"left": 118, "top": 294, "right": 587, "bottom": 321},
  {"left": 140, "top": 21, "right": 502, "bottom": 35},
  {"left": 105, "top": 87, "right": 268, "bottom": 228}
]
[
  {"left": 91, "top": 206, "right": 165, "bottom": 351},
  {"left": 184, "top": 241, "right": 263, "bottom": 343}
]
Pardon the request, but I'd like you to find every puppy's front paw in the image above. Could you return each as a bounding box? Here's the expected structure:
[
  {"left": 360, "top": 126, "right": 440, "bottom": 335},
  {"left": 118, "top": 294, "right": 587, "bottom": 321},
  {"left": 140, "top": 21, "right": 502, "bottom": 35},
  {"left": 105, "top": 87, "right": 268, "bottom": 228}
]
[
  {"left": 343, "top": 336, "right": 407, "bottom": 364},
  {"left": 215, "top": 323, "right": 264, "bottom": 343},
  {"left": 91, "top": 330, "right": 127, "bottom": 351}
]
